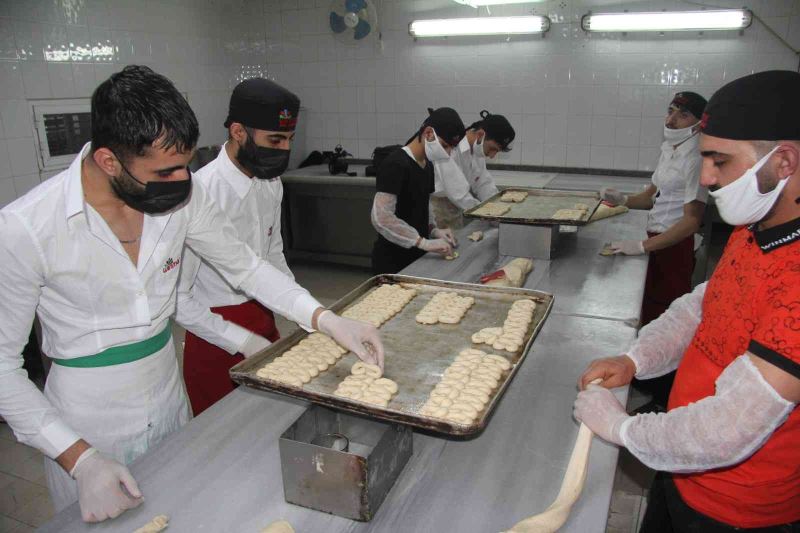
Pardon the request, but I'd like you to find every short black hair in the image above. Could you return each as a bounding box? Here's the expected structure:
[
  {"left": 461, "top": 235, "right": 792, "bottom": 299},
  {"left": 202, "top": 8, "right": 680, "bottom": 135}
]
[{"left": 91, "top": 65, "right": 199, "bottom": 162}]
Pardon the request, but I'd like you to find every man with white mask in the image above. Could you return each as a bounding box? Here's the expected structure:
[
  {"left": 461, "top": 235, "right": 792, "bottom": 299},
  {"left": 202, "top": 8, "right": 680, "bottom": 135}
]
[
  {"left": 602, "top": 92, "right": 708, "bottom": 410},
  {"left": 574, "top": 71, "right": 800, "bottom": 531},
  {"left": 370, "top": 107, "right": 464, "bottom": 273},
  {"left": 430, "top": 110, "right": 515, "bottom": 229}
]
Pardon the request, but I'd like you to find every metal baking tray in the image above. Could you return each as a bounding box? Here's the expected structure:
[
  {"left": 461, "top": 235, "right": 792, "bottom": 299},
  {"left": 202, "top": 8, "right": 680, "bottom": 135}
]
[
  {"left": 463, "top": 187, "right": 601, "bottom": 226},
  {"left": 231, "top": 274, "right": 553, "bottom": 437}
]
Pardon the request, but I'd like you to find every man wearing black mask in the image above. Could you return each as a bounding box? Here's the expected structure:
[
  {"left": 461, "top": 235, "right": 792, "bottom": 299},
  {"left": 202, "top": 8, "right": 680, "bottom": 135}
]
[{"left": 176, "top": 78, "right": 300, "bottom": 416}]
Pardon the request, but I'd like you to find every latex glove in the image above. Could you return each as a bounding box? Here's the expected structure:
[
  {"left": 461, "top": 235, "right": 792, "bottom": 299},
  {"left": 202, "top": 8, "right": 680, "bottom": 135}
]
[
  {"left": 573, "top": 384, "right": 629, "bottom": 445},
  {"left": 239, "top": 332, "right": 271, "bottom": 358},
  {"left": 578, "top": 355, "right": 637, "bottom": 391},
  {"left": 610, "top": 240, "right": 645, "bottom": 256},
  {"left": 431, "top": 227, "right": 458, "bottom": 248},
  {"left": 71, "top": 448, "right": 143, "bottom": 522},
  {"left": 600, "top": 187, "right": 628, "bottom": 207},
  {"left": 318, "top": 310, "right": 385, "bottom": 371},
  {"left": 418, "top": 237, "right": 453, "bottom": 257}
]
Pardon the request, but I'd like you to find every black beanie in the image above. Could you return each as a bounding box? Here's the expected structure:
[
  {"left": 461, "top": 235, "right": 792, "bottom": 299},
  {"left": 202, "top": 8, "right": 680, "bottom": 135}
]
[
  {"left": 701, "top": 70, "right": 800, "bottom": 141},
  {"left": 224, "top": 78, "right": 300, "bottom": 132},
  {"left": 422, "top": 107, "right": 465, "bottom": 148},
  {"left": 468, "top": 110, "right": 515, "bottom": 151}
]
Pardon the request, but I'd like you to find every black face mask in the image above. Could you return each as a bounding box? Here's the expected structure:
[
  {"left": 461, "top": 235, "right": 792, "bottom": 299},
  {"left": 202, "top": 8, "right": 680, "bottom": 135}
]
[
  {"left": 110, "top": 155, "right": 192, "bottom": 214},
  {"left": 236, "top": 133, "right": 291, "bottom": 180}
]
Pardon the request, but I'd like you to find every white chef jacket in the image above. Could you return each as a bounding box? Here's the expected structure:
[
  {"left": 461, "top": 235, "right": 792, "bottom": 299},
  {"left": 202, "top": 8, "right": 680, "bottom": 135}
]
[
  {"left": 175, "top": 144, "right": 293, "bottom": 354},
  {"left": 0, "top": 143, "right": 321, "bottom": 460},
  {"left": 647, "top": 134, "right": 708, "bottom": 234},
  {"left": 433, "top": 136, "right": 500, "bottom": 210}
]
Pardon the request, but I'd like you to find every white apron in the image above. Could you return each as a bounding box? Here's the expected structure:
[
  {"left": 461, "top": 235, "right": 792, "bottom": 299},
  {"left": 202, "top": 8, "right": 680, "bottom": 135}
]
[{"left": 43, "top": 338, "right": 190, "bottom": 512}]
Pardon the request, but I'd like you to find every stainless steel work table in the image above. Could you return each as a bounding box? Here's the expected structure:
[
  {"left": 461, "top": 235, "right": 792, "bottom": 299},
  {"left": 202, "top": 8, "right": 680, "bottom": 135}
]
[{"left": 40, "top": 211, "right": 647, "bottom": 533}]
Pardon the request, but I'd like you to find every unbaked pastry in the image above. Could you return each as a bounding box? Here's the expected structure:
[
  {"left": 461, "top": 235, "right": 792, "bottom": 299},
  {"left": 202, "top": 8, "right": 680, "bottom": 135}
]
[
  {"left": 500, "top": 190, "right": 528, "bottom": 203},
  {"left": 467, "top": 231, "right": 484, "bottom": 242},
  {"left": 133, "top": 515, "right": 169, "bottom": 533},
  {"left": 551, "top": 208, "right": 586, "bottom": 221},
  {"left": 415, "top": 291, "right": 475, "bottom": 325},
  {"left": 473, "top": 202, "right": 511, "bottom": 217},
  {"left": 261, "top": 520, "right": 295, "bottom": 533}
]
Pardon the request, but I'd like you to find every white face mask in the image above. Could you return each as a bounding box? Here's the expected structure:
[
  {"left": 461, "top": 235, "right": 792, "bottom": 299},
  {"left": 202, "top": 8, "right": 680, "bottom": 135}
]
[
  {"left": 708, "top": 146, "right": 787, "bottom": 226},
  {"left": 663, "top": 124, "right": 696, "bottom": 144},
  {"left": 473, "top": 136, "right": 486, "bottom": 160},
  {"left": 424, "top": 129, "right": 450, "bottom": 162}
]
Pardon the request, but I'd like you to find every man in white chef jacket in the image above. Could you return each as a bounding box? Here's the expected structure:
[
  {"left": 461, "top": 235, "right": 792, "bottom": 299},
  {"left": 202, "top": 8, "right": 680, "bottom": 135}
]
[
  {"left": 0, "top": 65, "right": 383, "bottom": 523},
  {"left": 430, "top": 110, "right": 516, "bottom": 228},
  {"left": 175, "top": 78, "right": 300, "bottom": 416}
]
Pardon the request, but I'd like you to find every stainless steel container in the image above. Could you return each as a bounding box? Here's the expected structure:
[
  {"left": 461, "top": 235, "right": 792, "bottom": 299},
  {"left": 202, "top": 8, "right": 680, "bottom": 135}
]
[{"left": 279, "top": 406, "right": 413, "bottom": 521}]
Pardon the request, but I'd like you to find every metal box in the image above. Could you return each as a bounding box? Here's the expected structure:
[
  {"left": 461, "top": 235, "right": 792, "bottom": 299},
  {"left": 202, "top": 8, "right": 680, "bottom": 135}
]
[
  {"left": 499, "top": 222, "right": 560, "bottom": 259},
  {"left": 279, "top": 406, "right": 413, "bottom": 521}
]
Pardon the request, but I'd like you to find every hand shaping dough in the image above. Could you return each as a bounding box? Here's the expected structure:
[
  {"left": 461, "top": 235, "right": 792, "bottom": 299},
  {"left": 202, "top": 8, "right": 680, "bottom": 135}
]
[
  {"left": 261, "top": 520, "right": 295, "bottom": 533},
  {"left": 473, "top": 202, "right": 511, "bottom": 217},
  {"left": 133, "top": 515, "right": 169, "bottom": 533},
  {"left": 334, "top": 363, "right": 398, "bottom": 407},
  {"left": 445, "top": 251, "right": 460, "bottom": 261}
]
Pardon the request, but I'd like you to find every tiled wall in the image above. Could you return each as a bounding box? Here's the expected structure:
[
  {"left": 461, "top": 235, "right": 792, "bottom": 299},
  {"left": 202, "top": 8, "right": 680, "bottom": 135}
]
[{"left": 0, "top": 0, "right": 798, "bottom": 207}]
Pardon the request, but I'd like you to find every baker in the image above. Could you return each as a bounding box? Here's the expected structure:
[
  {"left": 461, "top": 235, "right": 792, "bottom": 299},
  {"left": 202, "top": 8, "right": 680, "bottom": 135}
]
[
  {"left": 370, "top": 107, "right": 465, "bottom": 274},
  {"left": 430, "top": 110, "right": 515, "bottom": 229},
  {"left": 601, "top": 91, "right": 708, "bottom": 410},
  {"left": 0, "top": 66, "right": 383, "bottom": 523},
  {"left": 175, "top": 78, "right": 301, "bottom": 416},
  {"left": 575, "top": 70, "right": 800, "bottom": 531}
]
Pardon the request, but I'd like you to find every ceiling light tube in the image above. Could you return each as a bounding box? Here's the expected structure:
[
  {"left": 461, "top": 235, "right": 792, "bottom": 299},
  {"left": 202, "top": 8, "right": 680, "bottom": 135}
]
[
  {"left": 409, "top": 15, "right": 550, "bottom": 37},
  {"left": 581, "top": 9, "right": 753, "bottom": 32},
  {"left": 452, "top": 0, "right": 544, "bottom": 6}
]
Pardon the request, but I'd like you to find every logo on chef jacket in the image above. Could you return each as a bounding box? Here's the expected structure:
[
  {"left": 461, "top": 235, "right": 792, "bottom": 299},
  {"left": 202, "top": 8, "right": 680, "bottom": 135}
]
[
  {"left": 279, "top": 109, "right": 297, "bottom": 129},
  {"left": 162, "top": 257, "right": 180, "bottom": 274},
  {"left": 700, "top": 112, "right": 710, "bottom": 131}
]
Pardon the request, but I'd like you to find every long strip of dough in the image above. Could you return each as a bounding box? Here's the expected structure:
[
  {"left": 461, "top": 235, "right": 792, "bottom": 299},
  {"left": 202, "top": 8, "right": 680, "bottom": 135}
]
[{"left": 502, "top": 379, "right": 601, "bottom": 533}]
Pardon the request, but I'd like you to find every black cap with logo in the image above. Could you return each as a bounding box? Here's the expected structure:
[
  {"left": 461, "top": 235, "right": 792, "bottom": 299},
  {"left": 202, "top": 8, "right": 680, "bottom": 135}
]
[
  {"left": 422, "top": 107, "right": 466, "bottom": 148},
  {"left": 670, "top": 92, "right": 707, "bottom": 122},
  {"left": 701, "top": 70, "right": 800, "bottom": 141},
  {"left": 468, "top": 110, "right": 515, "bottom": 151},
  {"left": 224, "top": 78, "right": 300, "bottom": 132}
]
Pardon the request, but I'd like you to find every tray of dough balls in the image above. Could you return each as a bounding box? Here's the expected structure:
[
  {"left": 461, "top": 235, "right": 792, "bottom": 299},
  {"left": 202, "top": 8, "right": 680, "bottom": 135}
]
[
  {"left": 463, "top": 187, "right": 601, "bottom": 226},
  {"left": 230, "top": 274, "right": 553, "bottom": 436}
]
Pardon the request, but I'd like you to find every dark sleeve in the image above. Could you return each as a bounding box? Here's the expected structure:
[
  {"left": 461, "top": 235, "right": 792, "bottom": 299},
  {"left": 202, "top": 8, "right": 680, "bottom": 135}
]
[{"left": 376, "top": 153, "right": 407, "bottom": 196}]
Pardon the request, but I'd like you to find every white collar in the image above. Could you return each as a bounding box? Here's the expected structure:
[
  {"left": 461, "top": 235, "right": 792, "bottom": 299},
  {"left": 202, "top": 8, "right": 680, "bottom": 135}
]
[
  {"left": 64, "top": 142, "right": 93, "bottom": 220},
  {"left": 217, "top": 141, "right": 255, "bottom": 199}
]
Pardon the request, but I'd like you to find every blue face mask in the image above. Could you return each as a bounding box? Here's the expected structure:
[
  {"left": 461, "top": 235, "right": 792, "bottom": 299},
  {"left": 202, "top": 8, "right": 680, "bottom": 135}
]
[{"left": 110, "top": 154, "right": 192, "bottom": 214}]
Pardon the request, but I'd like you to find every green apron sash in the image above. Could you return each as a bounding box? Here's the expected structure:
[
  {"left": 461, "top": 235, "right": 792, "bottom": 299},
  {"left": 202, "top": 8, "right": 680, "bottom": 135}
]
[{"left": 53, "top": 324, "right": 172, "bottom": 368}]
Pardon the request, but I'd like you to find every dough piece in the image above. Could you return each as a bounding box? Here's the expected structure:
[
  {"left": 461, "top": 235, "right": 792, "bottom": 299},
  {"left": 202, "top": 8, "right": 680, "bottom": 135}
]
[
  {"left": 444, "top": 251, "right": 460, "bottom": 261},
  {"left": 500, "top": 190, "right": 529, "bottom": 203},
  {"left": 133, "top": 515, "right": 169, "bottom": 533},
  {"left": 502, "top": 380, "right": 602, "bottom": 533},
  {"left": 468, "top": 231, "right": 484, "bottom": 242},
  {"left": 573, "top": 203, "right": 589, "bottom": 211},
  {"left": 341, "top": 283, "right": 417, "bottom": 328},
  {"left": 261, "top": 519, "right": 295, "bottom": 533},
  {"left": 590, "top": 203, "right": 629, "bottom": 222},
  {"left": 415, "top": 291, "right": 475, "bottom": 325},
  {"left": 352, "top": 361, "right": 382, "bottom": 378},
  {"left": 335, "top": 366, "right": 398, "bottom": 407},
  {"left": 473, "top": 202, "right": 511, "bottom": 217},
  {"left": 599, "top": 242, "right": 616, "bottom": 256},
  {"left": 551, "top": 208, "right": 586, "bottom": 221}
]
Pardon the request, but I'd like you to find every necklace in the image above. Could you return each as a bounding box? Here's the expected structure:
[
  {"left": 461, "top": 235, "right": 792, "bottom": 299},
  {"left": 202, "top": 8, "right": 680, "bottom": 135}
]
[{"left": 119, "top": 235, "right": 141, "bottom": 244}]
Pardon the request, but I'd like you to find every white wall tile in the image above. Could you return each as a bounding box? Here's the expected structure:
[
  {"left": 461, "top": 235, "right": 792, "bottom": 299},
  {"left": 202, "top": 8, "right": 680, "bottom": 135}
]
[
  {"left": 567, "top": 86, "right": 593, "bottom": 116},
  {"left": 542, "top": 144, "right": 566, "bottom": 166},
  {"left": 567, "top": 116, "right": 590, "bottom": 146},
  {"left": 0, "top": 140, "right": 12, "bottom": 179},
  {"left": 613, "top": 147, "right": 639, "bottom": 170},
  {"left": 0, "top": 61, "right": 26, "bottom": 98},
  {"left": 0, "top": 100, "right": 33, "bottom": 139},
  {"left": 589, "top": 145, "right": 613, "bottom": 168},
  {"left": 357, "top": 113, "right": 376, "bottom": 139},
  {"left": 544, "top": 115, "right": 567, "bottom": 145},
  {"left": 0, "top": 177, "right": 17, "bottom": 208},
  {"left": 48, "top": 62, "right": 75, "bottom": 97},
  {"left": 13, "top": 173, "right": 40, "bottom": 196},
  {"left": 640, "top": 117, "right": 665, "bottom": 147},
  {"left": 7, "top": 137, "right": 38, "bottom": 176},
  {"left": 544, "top": 86, "right": 568, "bottom": 115},
  {"left": 615, "top": 117, "right": 641, "bottom": 148},
  {"left": 590, "top": 116, "right": 616, "bottom": 147},
  {"left": 520, "top": 143, "right": 543, "bottom": 165},
  {"left": 566, "top": 145, "right": 590, "bottom": 167}
]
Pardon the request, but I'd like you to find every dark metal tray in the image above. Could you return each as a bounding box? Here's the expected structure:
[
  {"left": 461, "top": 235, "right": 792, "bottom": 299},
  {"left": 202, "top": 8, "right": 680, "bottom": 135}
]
[
  {"left": 463, "top": 187, "right": 601, "bottom": 226},
  {"left": 231, "top": 274, "right": 553, "bottom": 437}
]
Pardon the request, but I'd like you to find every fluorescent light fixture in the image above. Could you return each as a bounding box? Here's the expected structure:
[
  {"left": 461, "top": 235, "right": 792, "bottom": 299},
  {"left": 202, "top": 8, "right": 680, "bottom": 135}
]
[
  {"left": 409, "top": 16, "right": 550, "bottom": 37},
  {"left": 452, "top": 0, "right": 544, "bottom": 6},
  {"left": 581, "top": 9, "right": 752, "bottom": 32}
]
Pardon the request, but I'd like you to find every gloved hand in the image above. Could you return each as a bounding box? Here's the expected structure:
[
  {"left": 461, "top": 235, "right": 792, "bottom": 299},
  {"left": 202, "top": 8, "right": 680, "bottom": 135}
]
[
  {"left": 610, "top": 240, "right": 645, "bottom": 256},
  {"left": 430, "top": 227, "right": 458, "bottom": 248},
  {"left": 71, "top": 448, "right": 143, "bottom": 522},
  {"left": 239, "top": 332, "right": 271, "bottom": 358},
  {"left": 578, "top": 355, "right": 637, "bottom": 390},
  {"left": 418, "top": 237, "right": 453, "bottom": 257},
  {"left": 600, "top": 187, "right": 628, "bottom": 207},
  {"left": 573, "top": 384, "right": 629, "bottom": 445},
  {"left": 318, "top": 310, "right": 385, "bottom": 371}
]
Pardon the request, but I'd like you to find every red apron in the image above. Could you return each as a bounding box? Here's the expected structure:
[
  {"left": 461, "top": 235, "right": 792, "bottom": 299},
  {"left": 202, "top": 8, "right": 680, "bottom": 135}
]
[
  {"left": 640, "top": 232, "right": 696, "bottom": 326},
  {"left": 183, "top": 300, "right": 279, "bottom": 416}
]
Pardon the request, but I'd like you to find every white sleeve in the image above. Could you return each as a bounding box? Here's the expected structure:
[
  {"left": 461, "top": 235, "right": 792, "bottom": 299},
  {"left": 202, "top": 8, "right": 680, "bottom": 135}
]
[
  {"left": 0, "top": 212, "right": 81, "bottom": 459},
  {"left": 628, "top": 282, "right": 706, "bottom": 379},
  {"left": 266, "top": 184, "right": 293, "bottom": 279},
  {"left": 184, "top": 182, "right": 321, "bottom": 329},
  {"left": 684, "top": 154, "right": 707, "bottom": 204},
  {"left": 370, "top": 192, "right": 420, "bottom": 249},
  {"left": 173, "top": 246, "right": 251, "bottom": 355},
  {"left": 471, "top": 161, "right": 499, "bottom": 202},
  {"left": 620, "top": 355, "right": 795, "bottom": 473},
  {"left": 435, "top": 158, "right": 480, "bottom": 210}
]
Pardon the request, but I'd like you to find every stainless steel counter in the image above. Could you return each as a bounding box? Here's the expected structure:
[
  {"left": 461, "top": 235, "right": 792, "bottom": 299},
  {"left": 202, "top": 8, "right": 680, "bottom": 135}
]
[{"left": 40, "top": 210, "right": 647, "bottom": 533}]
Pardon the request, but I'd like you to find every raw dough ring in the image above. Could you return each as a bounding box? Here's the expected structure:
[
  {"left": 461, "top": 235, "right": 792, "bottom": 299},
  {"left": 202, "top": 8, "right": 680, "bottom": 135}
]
[
  {"left": 352, "top": 362, "right": 382, "bottom": 378},
  {"left": 372, "top": 378, "right": 399, "bottom": 394}
]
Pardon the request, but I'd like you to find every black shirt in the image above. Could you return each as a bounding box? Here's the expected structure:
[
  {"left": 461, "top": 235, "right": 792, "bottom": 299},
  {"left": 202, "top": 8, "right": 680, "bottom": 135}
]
[{"left": 371, "top": 148, "right": 434, "bottom": 274}]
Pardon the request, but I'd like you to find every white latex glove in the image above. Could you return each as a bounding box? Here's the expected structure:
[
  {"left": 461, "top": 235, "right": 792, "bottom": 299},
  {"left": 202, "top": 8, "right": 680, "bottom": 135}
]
[
  {"left": 317, "top": 310, "right": 385, "bottom": 371},
  {"left": 239, "top": 332, "right": 271, "bottom": 358},
  {"left": 71, "top": 448, "right": 143, "bottom": 522},
  {"left": 418, "top": 237, "right": 453, "bottom": 256},
  {"left": 600, "top": 187, "right": 628, "bottom": 207},
  {"left": 431, "top": 227, "right": 458, "bottom": 248},
  {"left": 610, "top": 240, "right": 645, "bottom": 256},
  {"left": 573, "top": 384, "right": 629, "bottom": 445}
]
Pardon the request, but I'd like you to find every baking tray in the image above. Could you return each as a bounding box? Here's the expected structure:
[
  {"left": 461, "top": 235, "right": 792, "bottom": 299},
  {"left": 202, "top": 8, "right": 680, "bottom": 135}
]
[
  {"left": 231, "top": 274, "right": 553, "bottom": 437},
  {"left": 463, "top": 187, "right": 601, "bottom": 226}
]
